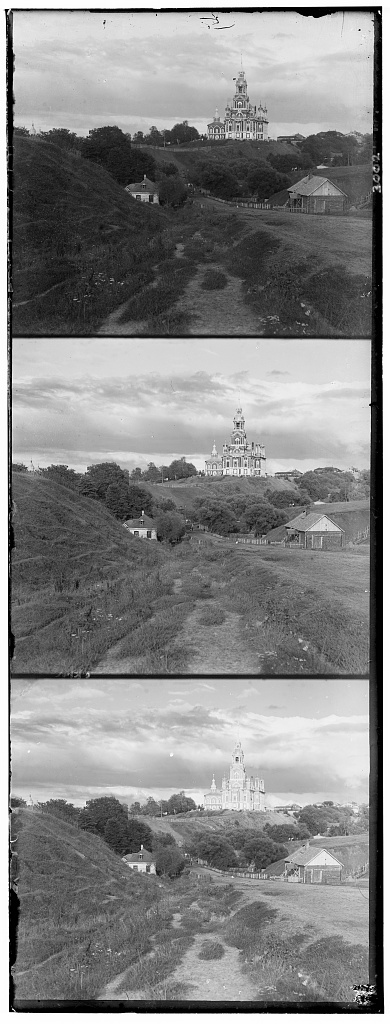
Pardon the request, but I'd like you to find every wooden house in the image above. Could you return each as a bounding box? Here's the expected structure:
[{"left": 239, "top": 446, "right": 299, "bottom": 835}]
[
  {"left": 288, "top": 174, "right": 348, "bottom": 214},
  {"left": 284, "top": 844, "right": 343, "bottom": 884},
  {"left": 125, "top": 174, "right": 159, "bottom": 204},
  {"left": 285, "top": 511, "right": 345, "bottom": 549},
  {"left": 122, "top": 844, "right": 156, "bottom": 874},
  {"left": 123, "top": 511, "right": 157, "bottom": 540}
]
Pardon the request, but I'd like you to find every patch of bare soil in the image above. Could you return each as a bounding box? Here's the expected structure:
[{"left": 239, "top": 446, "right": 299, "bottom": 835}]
[
  {"left": 174, "top": 602, "right": 260, "bottom": 675},
  {"left": 169, "top": 931, "right": 258, "bottom": 1001},
  {"left": 173, "top": 261, "right": 264, "bottom": 335}
]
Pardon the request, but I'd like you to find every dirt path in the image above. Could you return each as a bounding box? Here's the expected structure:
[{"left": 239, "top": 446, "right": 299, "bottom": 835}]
[
  {"left": 173, "top": 261, "right": 265, "bottom": 335},
  {"left": 173, "top": 602, "right": 260, "bottom": 675},
  {"left": 169, "top": 931, "right": 258, "bottom": 1001}
]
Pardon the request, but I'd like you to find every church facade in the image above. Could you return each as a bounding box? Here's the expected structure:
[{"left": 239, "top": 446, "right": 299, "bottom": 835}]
[
  {"left": 207, "top": 68, "right": 268, "bottom": 142},
  {"left": 204, "top": 740, "right": 266, "bottom": 812},
  {"left": 205, "top": 407, "right": 266, "bottom": 477}
]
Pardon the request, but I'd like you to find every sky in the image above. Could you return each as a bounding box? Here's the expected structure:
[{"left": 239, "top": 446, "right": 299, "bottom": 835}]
[
  {"left": 12, "top": 10, "right": 374, "bottom": 139},
  {"left": 12, "top": 338, "right": 371, "bottom": 475},
  {"left": 10, "top": 678, "right": 369, "bottom": 809}
]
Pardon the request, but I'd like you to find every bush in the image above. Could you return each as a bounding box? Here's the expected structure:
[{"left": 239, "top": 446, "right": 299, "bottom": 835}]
[
  {"left": 198, "top": 941, "right": 225, "bottom": 961},
  {"left": 198, "top": 607, "right": 226, "bottom": 626},
  {"left": 201, "top": 269, "right": 228, "bottom": 291}
]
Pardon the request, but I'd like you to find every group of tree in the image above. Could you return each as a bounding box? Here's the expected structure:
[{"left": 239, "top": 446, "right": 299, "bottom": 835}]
[
  {"left": 297, "top": 130, "right": 373, "bottom": 168},
  {"left": 14, "top": 124, "right": 190, "bottom": 208},
  {"left": 132, "top": 121, "right": 200, "bottom": 147},
  {"left": 293, "top": 802, "right": 369, "bottom": 837},
  {"left": 13, "top": 460, "right": 195, "bottom": 543},
  {"left": 191, "top": 155, "right": 290, "bottom": 202},
  {"left": 129, "top": 791, "right": 197, "bottom": 816},
  {"left": 21, "top": 794, "right": 186, "bottom": 876},
  {"left": 188, "top": 827, "right": 288, "bottom": 872}
]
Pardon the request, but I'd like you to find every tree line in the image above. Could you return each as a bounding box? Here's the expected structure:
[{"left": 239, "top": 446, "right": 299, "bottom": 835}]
[
  {"left": 12, "top": 460, "right": 369, "bottom": 541},
  {"left": 14, "top": 124, "right": 192, "bottom": 207},
  {"left": 11, "top": 794, "right": 190, "bottom": 877}
]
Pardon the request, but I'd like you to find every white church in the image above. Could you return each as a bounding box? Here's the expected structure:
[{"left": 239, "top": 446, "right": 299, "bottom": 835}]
[
  {"left": 207, "top": 67, "right": 269, "bottom": 142},
  {"left": 204, "top": 740, "right": 266, "bottom": 812},
  {"left": 205, "top": 407, "right": 266, "bottom": 477}
]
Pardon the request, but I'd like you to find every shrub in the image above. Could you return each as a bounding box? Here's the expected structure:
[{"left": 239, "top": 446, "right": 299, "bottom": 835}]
[
  {"left": 198, "top": 607, "right": 226, "bottom": 626},
  {"left": 201, "top": 269, "right": 228, "bottom": 291},
  {"left": 198, "top": 940, "right": 225, "bottom": 961}
]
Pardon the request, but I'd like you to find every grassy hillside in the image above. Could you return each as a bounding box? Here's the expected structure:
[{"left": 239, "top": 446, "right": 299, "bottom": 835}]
[
  {"left": 11, "top": 808, "right": 172, "bottom": 1001},
  {"left": 139, "top": 809, "right": 292, "bottom": 847},
  {"left": 318, "top": 165, "right": 372, "bottom": 203},
  {"left": 11, "top": 472, "right": 171, "bottom": 673},
  {"left": 12, "top": 136, "right": 170, "bottom": 334},
  {"left": 141, "top": 475, "right": 300, "bottom": 514}
]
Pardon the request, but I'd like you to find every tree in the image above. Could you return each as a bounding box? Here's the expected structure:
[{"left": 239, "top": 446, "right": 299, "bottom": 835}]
[
  {"left": 10, "top": 796, "right": 27, "bottom": 807},
  {"left": 39, "top": 464, "right": 81, "bottom": 490},
  {"left": 37, "top": 798, "right": 80, "bottom": 824},
  {"left": 147, "top": 126, "right": 163, "bottom": 147},
  {"left": 105, "top": 481, "right": 132, "bottom": 520},
  {"left": 167, "top": 792, "right": 196, "bottom": 815},
  {"left": 247, "top": 166, "right": 290, "bottom": 201},
  {"left": 158, "top": 175, "right": 187, "bottom": 208},
  {"left": 84, "top": 462, "right": 128, "bottom": 500},
  {"left": 130, "top": 467, "right": 143, "bottom": 481},
  {"left": 82, "top": 796, "right": 128, "bottom": 837},
  {"left": 82, "top": 126, "right": 156, "bottom": 186},
  {"left": 143, "top": 796, "right": 161, "bottom": 817},
  {"left": 242, "top": 836, "right": 288, "bottom": 870},
  {"left": 125, "top": 819, "right": 154, "bottom": 852},
  {"left": 126, "top": 485, "right": 154, "bottom": 518},
  {"left": 265, "top": 489, "right": 299, "bottom": 509},
  {"left": 155, "top": 846, "right": 185, "bottom": 877},
  {"left": 264, "top": 823, "right": 297, "bottom": 843},
  {"left": 104, "top": 816, "right": 129, "bottom": 854},
  {"left": 12, "top": 463, "right": 28, "bottom": 472},
  {"left": 156, "top": 511, "right": 186, "bottom": 544},
  {"left": 151, "top": 832, "right": 175, "bottom": 849},
  {"left": 167, "top": 458, "right": 197, "bottom": 480},
  {"left": 14, "top": 126, "right": 30, "bottom": 137},
  {"left": 142, "top": 462, "right": 162, "bottom": 483},
  {"left": 132, "top": 131, "right": 145, "bottom": 145},
  {"left": 247, "top": 505, "right": 288, "bottom": 536},
  {"left": 196, "top": 836, "right": 238, "bottom": 870},
  {"left": 40, "top": 128, "right": 81, "bottom": 151},
  {"left": 171, "top": 121, "right": 200, "bottom": 145},
  {"left": 78, "top": 809, "right": 98, "bottom": 833},
  {"left": 195, "top": 164, "right": 239, "bottom": 200}
]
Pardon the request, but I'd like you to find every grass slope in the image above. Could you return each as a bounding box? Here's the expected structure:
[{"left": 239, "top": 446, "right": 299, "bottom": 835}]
[
  {"left": 11, "top": 808, "right": 166, "bottom": 1001},
  {"left": 11, "top": 472, "right": 169, "bottom": 674},
  {"left": 12, "top": 137, "right": 167, "bottom": 334}
]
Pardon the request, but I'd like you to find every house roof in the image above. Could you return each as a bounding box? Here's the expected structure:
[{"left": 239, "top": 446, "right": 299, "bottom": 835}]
[
  {"left": 126, "top": 176, "right": 158, "bottom": 194},
  {"left": 123, "top": 847, "right": 155, "bottom": 864},
  {"left": 124, "top": 513, "right": 156, "bottom": 529},
  {"left": 265, "top": 188, "right": 290, "bottom": 207},
  {"left": 286, "top": 512, "right": 344, "bottom": 533},
  {"left": 288, "top": 175, "right": 347, "bottom": 198},
  {"left": 265, "top": 523, "right": 288, "bottom": 542},
  {"left": 285, "top": 846, "right": 343, "bottom": 867}
]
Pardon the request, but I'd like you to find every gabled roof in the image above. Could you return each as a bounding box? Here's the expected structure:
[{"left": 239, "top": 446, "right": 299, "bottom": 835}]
[
  {"left": 125, "top": 176, "right": 158, "bottom": 194},
  {"left": 288, "top": 175, "right": 347, "bottom": 197},
  {"left": 124, "top": 514, "right": 156, "bottom": 529},
  {"left": 265, "top": 523, "right": 288, "bottom": 542},
  {"left": 285, "top": 846, "right": 343, "bottom": 867},
  {"left": 286, "top": 511, "right": 344, "bottom": 532},
  {"left": 123, "top": 847, "right": 155, "bottom": 864},
  {"left": 265, "top": 188, "right": 290, "bottom": 207}
]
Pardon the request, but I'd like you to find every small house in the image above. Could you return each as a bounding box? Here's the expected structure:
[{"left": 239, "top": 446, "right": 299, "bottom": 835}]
[
  {"left": 288, "top": 174, "right": 348, "bottom": 214},
  {"left": 284, "top": 843, "right": 343, "bottom": 884},
  {"left": 125, "top": 174, "right": 159, "bottom": 204},
  {"left": 285, "top": 511, "right": 345, "bottom": 550},
  {"left": 123, "top": 510, "right": 157, "bottom": 540},
  {"left": 122, "top": 844, "right": 156, "bottom": 874}
]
